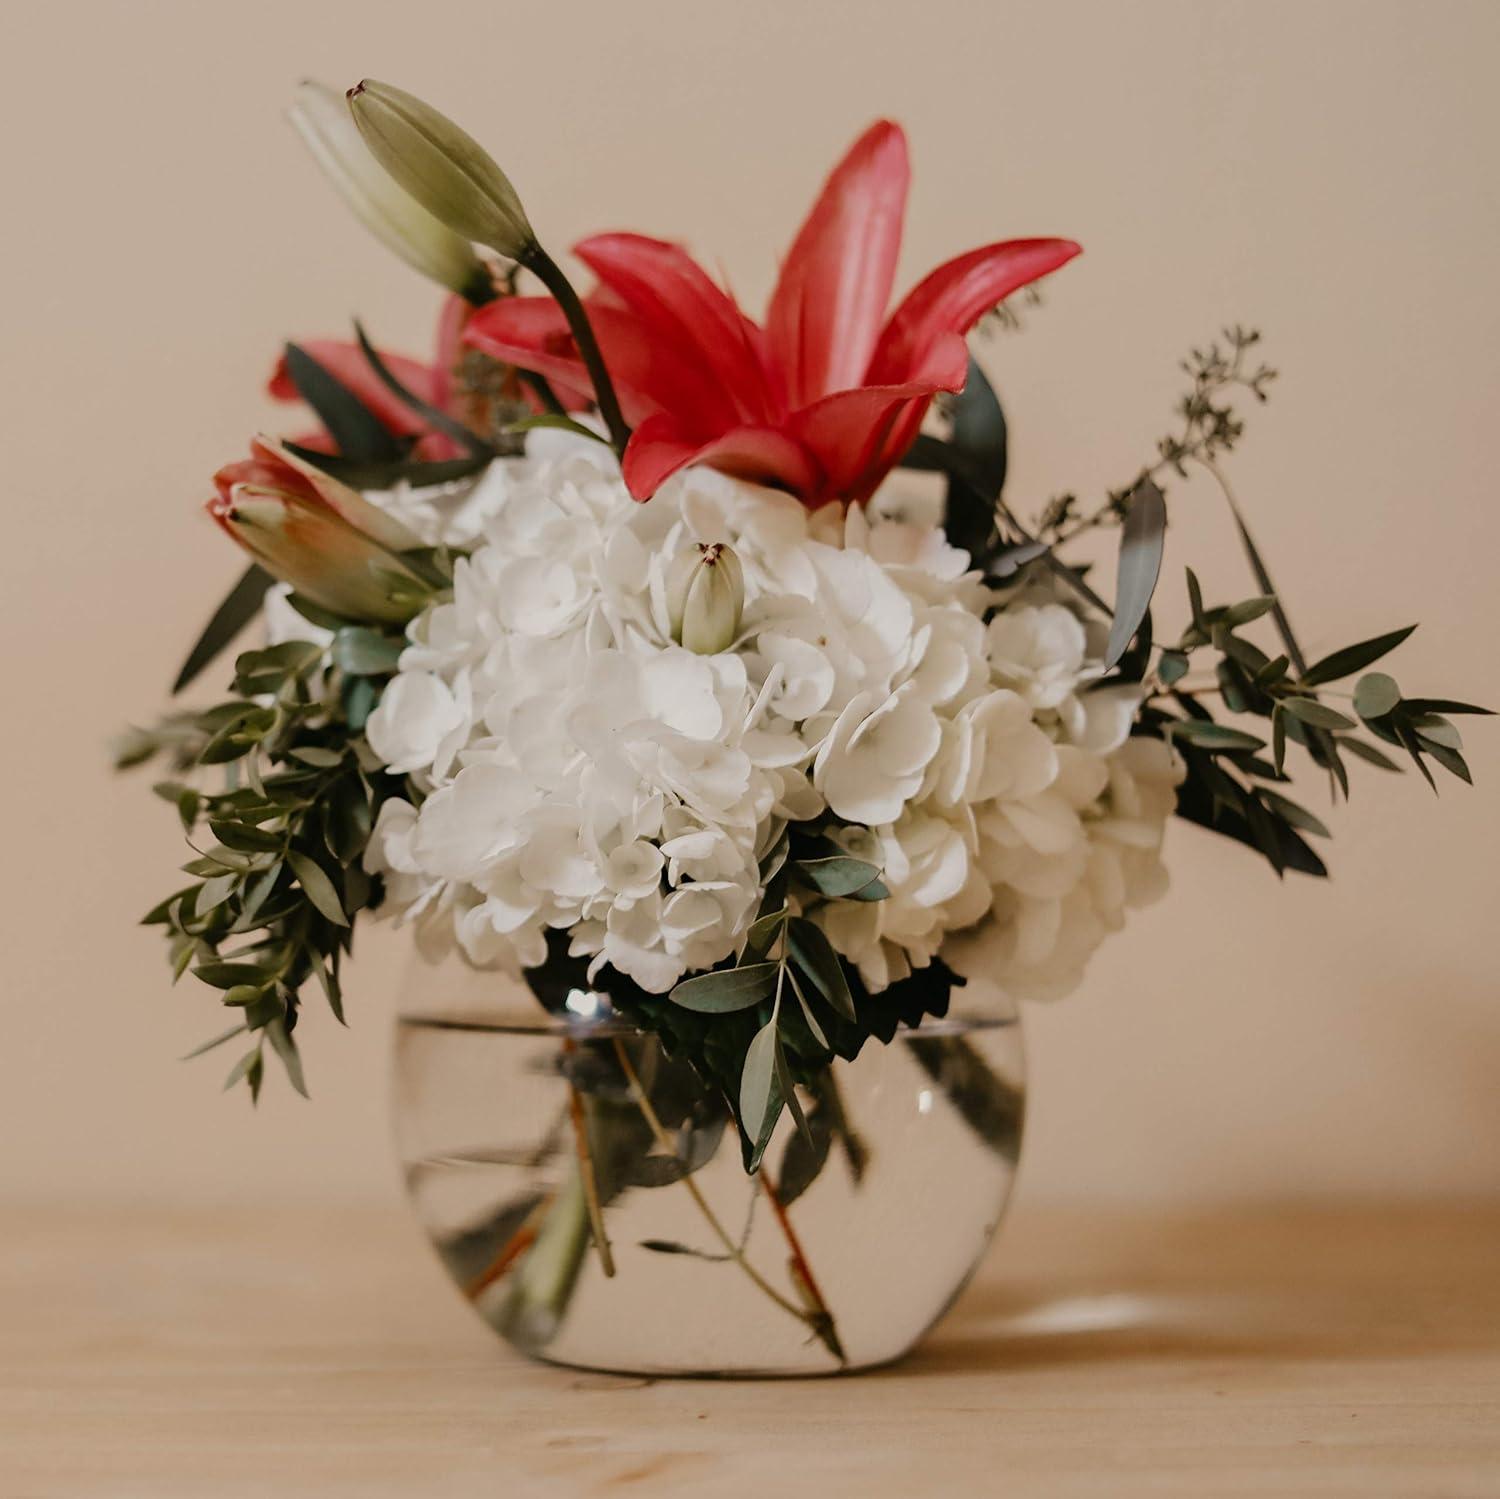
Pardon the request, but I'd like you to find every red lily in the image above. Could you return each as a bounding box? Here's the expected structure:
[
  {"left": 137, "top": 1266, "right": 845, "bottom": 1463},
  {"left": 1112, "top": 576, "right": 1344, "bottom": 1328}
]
[{"left": 464, "top": 121, "right": 1080, "bottom": 505}]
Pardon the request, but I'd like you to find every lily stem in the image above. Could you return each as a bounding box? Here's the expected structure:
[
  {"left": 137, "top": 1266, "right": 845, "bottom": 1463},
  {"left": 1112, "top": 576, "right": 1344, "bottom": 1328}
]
[{"left": 525, "top": 247, "right": 631, "bottom": 455}]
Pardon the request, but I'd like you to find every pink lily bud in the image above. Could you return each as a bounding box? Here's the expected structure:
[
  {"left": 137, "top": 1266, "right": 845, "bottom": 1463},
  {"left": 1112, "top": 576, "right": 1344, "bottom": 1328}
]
[{"left": 207, "top": 439, "right": 433, "bottom": 624}]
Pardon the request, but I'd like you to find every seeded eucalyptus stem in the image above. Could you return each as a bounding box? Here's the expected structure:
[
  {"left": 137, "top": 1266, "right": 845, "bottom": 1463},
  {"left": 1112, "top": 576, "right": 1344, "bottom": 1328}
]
[{"left": 524, "top": 247, "right": 631, "bottom": 454}]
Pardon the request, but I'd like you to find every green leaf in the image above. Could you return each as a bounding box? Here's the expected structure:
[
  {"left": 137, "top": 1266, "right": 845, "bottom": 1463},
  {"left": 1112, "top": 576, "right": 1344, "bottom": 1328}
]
[
  {"left": 1339, "top": 736, "right": 1403, "bottom": 772},
  {"left": 208, "top": 819, "right": 285, "bottom": 853},
  {"left": 773, "top": 1037, "right": 812, "bottom": 1146},
  {"left": 1301, "top": 625, "right": 1417, "bottom": 686},
  {"left": 786, "top": 918, "right": 857, "bottom": 1022},
  {"left": 332, "top": 627, "right": 405, "bottom": 677},
  {"left": 941, "top": 356, "right": 1007, "bottom": 563},
  {"left": 264, "top": 1017, "right": 309, "bottom": 1099},
  {"left": 1185, "top": 567, "right": 1206, "bottom": 627},
  {"left": 795, "top": 856, "right": 888, "bottom": 900},
  {"left": 1157, "top": 649, "right": 1189, "bottom": 686},
  {"left": 1399, "top": 697, "right": 1493, "bottom": 717},
  {"left": 180, "top": 1023, "right": 249, "bottom": 1061},
  {"left": 1278, "top": 696, "right": 1356, "bottom": 731},
  {"left": 739, "top": 1017, "right": 782, "bottom": 1171},
  {"left": 1354, "top": 672, "right": 1401, "bottom": 719},
  {"left": 192, "top": 960, "right": 273, "bottom": 990},
  {"left": 1103, "top": 479, "right": 1166, "bottom": 670},
  {"left": 1223, "top": 594, "right": 1277, "bottom": 626},
  {"left": 172, "top": 565, "right": 273, "bottom": 695},
  {"left": 1258, "top": 789, "right": 1331, "bottom": 839},
  {"left": 1168, "top": 719, "right": 1266, "bottom": 751},
  {"left": 354, "top": 320, "right": 492, "bottom": 457},
  {"left": 501, "top": 412, "right": 613, "bottom": 445},
  {"left": 286, "top": 850, "right": 348, "bottom": 927},
  {"left": 1411, "top": 715, "right": 1462, "bottom": 751},
  {"left": 288, "top": 746, "right": 345, "bottom": 768},
  {"left": 1421, "top": 740, "right": 1472, "bottom": 784},
  {"left": 907, "top": 1036, "right": 1023, "bottom": 1162},
  {"left": 669, "top": 962, "right": 778, "bottom": 1014},
  {"left": 282, "top": 342, "right": 403, "bottom": 463},
  {"left": 222, "top": 1047, "right": 262, "bottom": 1093}
]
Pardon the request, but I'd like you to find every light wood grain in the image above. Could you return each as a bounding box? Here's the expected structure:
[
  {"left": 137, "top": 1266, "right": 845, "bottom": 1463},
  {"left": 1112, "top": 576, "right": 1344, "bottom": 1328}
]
[{"left": 3, "top": 1202, "right": 1497, "bottom": 1497}]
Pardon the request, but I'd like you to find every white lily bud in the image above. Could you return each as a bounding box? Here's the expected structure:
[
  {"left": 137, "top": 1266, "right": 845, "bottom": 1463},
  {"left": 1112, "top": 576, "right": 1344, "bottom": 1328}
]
[
  {"left": 665, "top": 542, "right": 745, "bottom": 655},
  {"left": 347, "top": 79, "right": 536, "bottom": 263},
  {"left": 289, "top": 81, "right": 491, "bottom": 301}
]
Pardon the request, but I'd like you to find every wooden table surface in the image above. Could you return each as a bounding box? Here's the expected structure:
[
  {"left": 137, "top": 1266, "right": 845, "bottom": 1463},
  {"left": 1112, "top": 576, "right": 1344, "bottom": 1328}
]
[{"left": 4, "top": 1201, "right": 1497, "bottom": 1497}]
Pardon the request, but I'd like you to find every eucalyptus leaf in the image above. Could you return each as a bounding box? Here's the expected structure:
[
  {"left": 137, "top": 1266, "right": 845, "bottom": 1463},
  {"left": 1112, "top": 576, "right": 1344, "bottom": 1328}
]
[
  {"left": 1278, "top": 696, "right": 1356, "bottom": 731},
  {"left": 1103, "top": 479, "right": 1166, "bottom": 670},
  {"left": 1354, "top": 672, "right": 1401, "bottom": 720},
  {"left": 669, "top": 962, "right": 778, "bottom": 1014},
  {"left": 1339, "top": 736, "right": 1403, "bottom": 772},
  {"left": 787, "top": 918, "right": 857, "bottom": 1022},
  {"left": 332, "top": 627, "right": 406, "bottom": 677},
  {"left": 1301, "top": 625, "right": 1417, "bottom": 687},
  {"left": 795, "top": 857, "right": 888, "bottom": 900},
  {"left": 739, "top": 1017, "right": 783, "bottom": 1170},
  {"left": 1168, "top": 719, "right": 1266, "bottom": 751}
]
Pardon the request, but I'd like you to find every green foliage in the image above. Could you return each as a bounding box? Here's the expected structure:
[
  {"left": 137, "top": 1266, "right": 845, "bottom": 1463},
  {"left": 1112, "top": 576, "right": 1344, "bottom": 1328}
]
[{"left": 122, "top": 629, "right": 410, "bottom": 1099}]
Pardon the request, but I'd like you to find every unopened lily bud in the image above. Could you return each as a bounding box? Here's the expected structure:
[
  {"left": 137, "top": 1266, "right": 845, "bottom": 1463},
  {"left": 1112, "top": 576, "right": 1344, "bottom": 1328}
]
[
  {"left": 289, "top": 81, "right": 491, "bottom": 302},
  {"left": 665, "top": 542, "right": 744, "bottom": 654},
  {"left": 207, "top": 439, "right": 432, "bottom": 624},
  {"left": 347, "top": 79, "right": 536, "bottom": 263}
]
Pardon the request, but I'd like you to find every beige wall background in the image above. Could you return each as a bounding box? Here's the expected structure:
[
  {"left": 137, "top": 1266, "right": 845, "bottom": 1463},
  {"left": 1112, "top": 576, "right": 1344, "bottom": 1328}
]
[{"left": 2, "top": 0, "right": 1495, "bottom": 1209}]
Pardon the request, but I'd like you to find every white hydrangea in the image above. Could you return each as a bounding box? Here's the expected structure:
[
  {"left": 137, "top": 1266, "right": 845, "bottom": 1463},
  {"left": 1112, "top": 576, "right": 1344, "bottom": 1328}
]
[{"left": 360, "top": 431, "right": 1180, "bottom": 1000}]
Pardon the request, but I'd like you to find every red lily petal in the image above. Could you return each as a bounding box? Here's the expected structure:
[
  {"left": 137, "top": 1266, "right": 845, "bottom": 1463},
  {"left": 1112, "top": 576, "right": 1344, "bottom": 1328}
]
[
  {"left": 766, "top": 121, "right": 910, "bottom": 409},
  {"left": 429, "top": 293, "right": 472, "bottom": 414},
  {"left": 465, "top": 297, "right": 725, "bottom": 432},
  {"left": 866, "top": 237, "right": 1081, "bottom": 385},
  {"left": 787, "top": 333, "right": 968, "bottom": 499},
  {"left": 267, "top": 339, "right": 442, "bottom": 438},
  {"left": 622, "top": 413, "right": 823, "bottom": 501},
  {"left": 574, "top": 234, "right": 775, "bottom": 424}
]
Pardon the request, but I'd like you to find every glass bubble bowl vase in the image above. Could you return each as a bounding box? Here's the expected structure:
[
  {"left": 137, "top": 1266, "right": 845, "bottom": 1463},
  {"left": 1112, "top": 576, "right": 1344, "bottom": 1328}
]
[{"left": 393, "top": 957, "right": 1025, "bottom": 1378}]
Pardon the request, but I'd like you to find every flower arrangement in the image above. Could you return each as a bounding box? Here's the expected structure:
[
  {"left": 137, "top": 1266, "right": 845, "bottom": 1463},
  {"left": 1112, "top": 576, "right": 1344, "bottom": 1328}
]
[{"left": 121, "top": 80, "right": 1487, "bottom": 1365}]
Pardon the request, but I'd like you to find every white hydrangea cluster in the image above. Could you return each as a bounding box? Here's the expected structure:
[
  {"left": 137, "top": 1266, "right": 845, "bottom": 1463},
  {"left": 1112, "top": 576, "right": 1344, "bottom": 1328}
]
[{"left": 357, "top": 431, "right": 1180, "bottom": 1000}]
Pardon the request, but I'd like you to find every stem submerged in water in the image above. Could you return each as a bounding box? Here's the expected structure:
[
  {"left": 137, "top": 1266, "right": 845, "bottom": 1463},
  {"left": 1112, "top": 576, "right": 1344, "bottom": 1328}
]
[{"left": 611, "top": 1037, "right": 846, "bottom": 1364}]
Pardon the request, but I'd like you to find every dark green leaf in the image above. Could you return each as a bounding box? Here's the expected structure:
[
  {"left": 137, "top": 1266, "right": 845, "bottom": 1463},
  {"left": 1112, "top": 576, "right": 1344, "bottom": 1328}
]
[
  {"left": 282, "top": 342, "right": 402, "bottom": 462},
  {"left": 171, "top": 565, "right": 273, "bottom": 695},
  {"left": 1339, "top": 735, "right": 1403, "bottom": 772},
  {"left": 1399, "top": 698, "right": 1493, "bottom": 717},
  {"left": 1421, "top": 740, "right": 1472, "bottom": 783},
  {"left": 1258, "top": 789, "right": 1331, "bottom": 839},
  {"left": 907, "top": 1036, "right": 1023, "bottom": 1162},
  {"left": 787, "top": 918, "right": 857, "bottom": 1022},
  {"left": 354, "top": 320, "right": 492, "bottom": 456},
  {"left": 1169, "top": 719, "right": 1266, "bottom": 751},
  {"left": 1301, "top": 625, "right": 1417, "bottom": 686}
]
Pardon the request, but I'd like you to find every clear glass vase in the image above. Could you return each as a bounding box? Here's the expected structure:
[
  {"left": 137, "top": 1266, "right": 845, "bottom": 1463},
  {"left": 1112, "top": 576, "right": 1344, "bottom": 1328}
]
[{"left": 393, "top": 954, "right": 1024, "bottom": 1377}]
